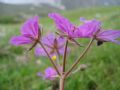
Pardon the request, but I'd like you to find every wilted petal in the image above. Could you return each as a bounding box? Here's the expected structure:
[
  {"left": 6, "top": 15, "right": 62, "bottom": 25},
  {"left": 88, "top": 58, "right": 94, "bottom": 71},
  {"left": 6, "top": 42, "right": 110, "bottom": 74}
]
[{"left": 10, "top": 36, "right": 32, "bottom": 46}]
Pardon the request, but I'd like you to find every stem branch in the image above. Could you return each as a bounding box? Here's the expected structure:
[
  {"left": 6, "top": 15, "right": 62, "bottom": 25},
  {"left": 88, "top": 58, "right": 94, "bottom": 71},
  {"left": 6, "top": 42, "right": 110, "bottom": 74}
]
[
  {"left": 62, "top": 39, "right": 68, "bottom": 73},
  {"left": 39, "top": 41, "right": 60, "bottom": 75},
  {"left": 65, "top": 38, "right": 94, "bottom": 77}
]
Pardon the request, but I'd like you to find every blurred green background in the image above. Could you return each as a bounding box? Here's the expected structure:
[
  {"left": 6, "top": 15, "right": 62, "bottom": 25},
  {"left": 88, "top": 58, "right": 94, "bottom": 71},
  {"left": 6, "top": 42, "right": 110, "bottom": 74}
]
[{"left": 0, "top": 0, "right": 120, "bottom": 90}]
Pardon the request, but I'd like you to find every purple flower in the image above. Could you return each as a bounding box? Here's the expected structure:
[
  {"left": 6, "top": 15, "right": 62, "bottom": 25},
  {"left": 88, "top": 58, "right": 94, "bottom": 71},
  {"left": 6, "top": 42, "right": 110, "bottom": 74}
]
[
  {"left": 76, "top": 18, "right": 101, "bottom": 38},
  {"left": 35, "top": 33, "right": 65, "bottom": 57},
  {"left": 10, "top": 16, "right": 41, "bottom": 50},
  {"left": 48, "top": 13, "right": 78, "bottom": 38},
  {"left": 48, "top": 13, "right": 84, "bottom": 46},
  {"left": 95, "top": 30, "right": 120, "bottom": 45},
  {"left": 77, "top": 18, "right": 120, "bottom": 44},
  {"left": 44, "top": 67, "right": 57, "bottom": 80},
  {"left": 37, "top": 67, "right": 57, "bottom": 80}
]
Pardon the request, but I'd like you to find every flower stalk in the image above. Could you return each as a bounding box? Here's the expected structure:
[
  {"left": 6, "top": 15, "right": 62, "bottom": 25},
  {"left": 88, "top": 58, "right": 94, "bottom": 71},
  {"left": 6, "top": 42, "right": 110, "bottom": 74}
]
[
  {"left": 59, "top": 76, "right": 65, "bottom": 90},
  {"left": 65, "top": 38, "right": 94, "bottom": 77},
  {"left": 39, "top": 41, "right": 61, "bottom": 75},
  {"left": 62, "top": 39, "right": 68, "bottom": 73}
]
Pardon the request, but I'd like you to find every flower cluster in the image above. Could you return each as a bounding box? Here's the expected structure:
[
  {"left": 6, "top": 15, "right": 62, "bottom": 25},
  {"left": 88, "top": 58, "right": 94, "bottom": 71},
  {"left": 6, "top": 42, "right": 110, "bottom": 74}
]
[
  {"left": 35, "top": 33, "right": 65, "bottom": 57},
  {"left": 77, "top": 18, "right": 120, "bottom": 44},
  {"left": 49, "top": 13, "right": 120, "bottom": 45},
  {"left": 10, "top": 13, "right": 120, "bottom": 82}
]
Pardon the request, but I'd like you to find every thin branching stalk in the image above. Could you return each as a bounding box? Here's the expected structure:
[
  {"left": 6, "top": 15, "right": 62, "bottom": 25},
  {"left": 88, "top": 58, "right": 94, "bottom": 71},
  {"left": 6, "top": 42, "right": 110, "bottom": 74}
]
[
  {"left": 56, "top": 56, "right": 61, "bottom": 70},
  {"left": 56, "top": 50, "right": 61, "bottom": 70},
  {"left": 39, "top": 41, "right": 61, "bottom": 75},
  {"left": 65, "top": 38, "right": 94, "bottom": 77},
  {"left": 62, "top": 39, "right": 68, "bottom": 73}
]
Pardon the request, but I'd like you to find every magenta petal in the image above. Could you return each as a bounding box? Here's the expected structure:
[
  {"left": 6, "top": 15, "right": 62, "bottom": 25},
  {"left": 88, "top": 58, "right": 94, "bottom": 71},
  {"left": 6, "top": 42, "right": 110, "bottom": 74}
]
[
  {"left": 42, "top": 33, "right": 55, "bottom": 47},
  {"left": 96, "top": 30, "right": 120, "bottom": 44},
  {"left": 35, "top": 47, "right": 47, "bottom": 56},
  {"left": 49, "top": 13, "right": 76, "bottom": 37},
  {"left": 44, "top": 67, "right": 57, "bottom": 80},
  {"left": 98, "top": 30, "right": 120, "bottom": 39},
  {"left": 20, "top": 16, "right": 39, "bottom": 38},
  {"left": 110, "top": 40, "right": 120, "bottom": 45},
  {"left": 35, "top": 46, "right": 56, "bottom": 57},
  {"left": 49, "top": 13, "right": 69, "bottom": 32},
  {"left": 77, "top": 19, "right": 101, "bottom": 38},
  {"left": 58, "top": 47, "right": 64, "bottom": 55},
  {"left": 35, "top": 33, "right": 67, "bottom": 57},
  {"left": 59, "top": 47, "right": 70, "bottom": 55},
  {"left": 10, "top": 36, "right": 32, "bottom": 46},
  {"left": 57, "top": 36, "right": 65, "bottom": 46}
]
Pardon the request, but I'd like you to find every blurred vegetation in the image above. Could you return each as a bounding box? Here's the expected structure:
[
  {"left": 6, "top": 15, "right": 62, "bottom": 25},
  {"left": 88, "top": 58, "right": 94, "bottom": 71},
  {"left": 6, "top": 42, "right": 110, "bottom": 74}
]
[
  {"left": 0, "top": 6, "right": 120, "bottom": 90},
  {"left": 0, "top": 2, "right": 60, "bottom": 24},
  {"left": 0, "top": 16, "right": 23, "bottom": 24}
]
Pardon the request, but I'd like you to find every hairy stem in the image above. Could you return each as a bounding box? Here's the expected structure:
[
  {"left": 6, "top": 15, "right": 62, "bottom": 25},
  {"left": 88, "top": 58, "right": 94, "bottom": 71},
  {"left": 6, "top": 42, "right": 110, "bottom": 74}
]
[
  {"left": 39, "top": 41, "right": 60, "bottom": 75},
  {"left": 65, "top": 38, "right": 94, "bottom": 77}
]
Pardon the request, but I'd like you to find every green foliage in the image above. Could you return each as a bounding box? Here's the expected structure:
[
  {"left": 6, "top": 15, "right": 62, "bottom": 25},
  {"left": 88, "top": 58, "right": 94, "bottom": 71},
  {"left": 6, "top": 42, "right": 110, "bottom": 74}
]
[{"left": 0, "top": 16, "right": 22, "bottom": 24}]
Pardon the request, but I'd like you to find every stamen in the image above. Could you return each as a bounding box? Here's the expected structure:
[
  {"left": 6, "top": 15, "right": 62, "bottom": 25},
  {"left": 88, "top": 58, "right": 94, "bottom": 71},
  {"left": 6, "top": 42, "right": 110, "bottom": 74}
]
[{"left": 52, "top": 55, "right": 57, "bottom": 61}]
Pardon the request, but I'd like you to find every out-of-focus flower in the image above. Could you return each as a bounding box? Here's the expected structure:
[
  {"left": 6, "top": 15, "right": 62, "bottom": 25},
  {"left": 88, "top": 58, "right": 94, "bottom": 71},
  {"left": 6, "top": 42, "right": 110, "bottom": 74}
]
[
  {"left": 35, "top": 33, "right": 65, "bottom": 57},
  {"left": 77, "top": 18, "right": 120, "bottom": 45},
  {"left": 10, "top": 16, "right": 41, "bottom": 50},
  {"left": 76, "top": 18, "right": 101, "bottom": 38},
  {"left": 44, "top": 67, "right": 57, "bottom": 80},
  {"left": 48, "top": 13, "right": 84, "bottom": 46},
  {"left": 48, "top": 13, "right": 78, "bottom": 38},
  {"left": 95, "top": 30, "right": 120, "bottom": 45},
  {"left": 37, "top": 67, "right": 58, "bottom": 80}
]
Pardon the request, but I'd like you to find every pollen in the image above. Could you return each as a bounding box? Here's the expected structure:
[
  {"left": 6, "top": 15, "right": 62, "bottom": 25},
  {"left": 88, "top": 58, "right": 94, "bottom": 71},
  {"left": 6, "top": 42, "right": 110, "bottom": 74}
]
[{"left": 52, "top": 55, "right": 57, "bottom": 61}]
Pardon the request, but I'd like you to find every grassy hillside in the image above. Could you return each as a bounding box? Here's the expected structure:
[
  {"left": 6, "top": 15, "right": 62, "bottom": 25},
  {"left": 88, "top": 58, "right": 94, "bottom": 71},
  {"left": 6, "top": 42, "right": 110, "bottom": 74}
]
[
  {"left": 0, "top": 3, "right": 60, "bottom": 17},
  {"left": 0, "top": 3, "right": 60, "bottom": 24},
  {"left": 0, "top": 6, "right": 120, "bottom": 90}
]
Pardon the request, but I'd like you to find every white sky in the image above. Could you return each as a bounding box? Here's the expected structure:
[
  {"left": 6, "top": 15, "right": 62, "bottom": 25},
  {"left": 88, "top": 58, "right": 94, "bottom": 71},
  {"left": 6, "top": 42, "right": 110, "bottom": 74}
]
[{"left": 0, "top": 0, "right": 60, "bottom": 4}]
